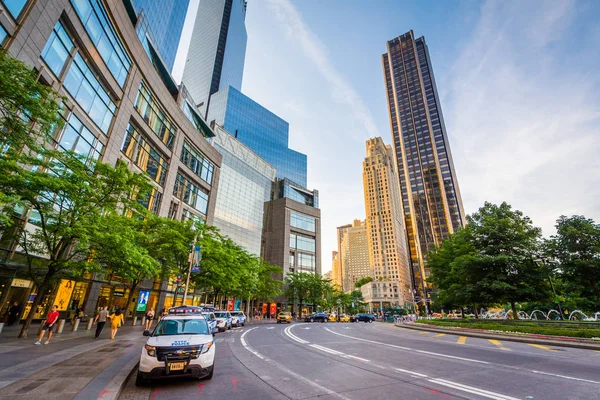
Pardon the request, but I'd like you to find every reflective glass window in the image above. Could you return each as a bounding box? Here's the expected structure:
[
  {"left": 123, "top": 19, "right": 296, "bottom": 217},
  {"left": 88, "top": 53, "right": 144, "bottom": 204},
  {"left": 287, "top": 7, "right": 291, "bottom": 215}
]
[
  {"left": 121, "top": 124, "right": 168, "bottom": 186},
  {"left": 64, "top": 53, "right": 116, "bottom": 133},
  {"left": 3, "top": 0, "right": 27, "bottom": 19},
  {"left": 180, "top": 141, "right": 214, "bottom": 185},
  {"left": 290, "top": 211, "right": 316, "bottom": 232},
  {"left": 41, "top": 21, "right": 74, "bottom": 77},
  {"left": 173, "top": 172, "right": 209, "bottom": 216},
  {"left": 54, "top": 111, "right": 104, "bottom": 163},
  {"left": 0, "top": 24, "right": 8, "bottom": 45},
  {"left": 71, "top": 0, "right": 131, "bottom": 86},
  {"left": 134, "top": 82, "right": 176, "bottom": 149}
]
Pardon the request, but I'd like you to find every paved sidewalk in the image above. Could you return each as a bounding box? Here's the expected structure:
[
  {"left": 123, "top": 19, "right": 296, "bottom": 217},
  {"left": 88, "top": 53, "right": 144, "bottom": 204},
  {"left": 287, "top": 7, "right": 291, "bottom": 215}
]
[{"left": 0, "top": 320, "right": 148, "bottom": 400}]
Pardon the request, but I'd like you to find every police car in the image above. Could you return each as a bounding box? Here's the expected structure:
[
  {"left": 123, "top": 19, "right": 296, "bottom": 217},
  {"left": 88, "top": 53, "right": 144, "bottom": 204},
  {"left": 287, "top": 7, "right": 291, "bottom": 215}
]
[
  {"left": 230, "top": 311, "right": 246, "bottom": 327},
  {"left": 136, "top": 306, "right": 215, "bottom": 385},
  {"left": 214, "top": 310, "right": 232, "bottom": 332},
  {"left": 202, "top": 311, "right": 218, "bottom": 334}
]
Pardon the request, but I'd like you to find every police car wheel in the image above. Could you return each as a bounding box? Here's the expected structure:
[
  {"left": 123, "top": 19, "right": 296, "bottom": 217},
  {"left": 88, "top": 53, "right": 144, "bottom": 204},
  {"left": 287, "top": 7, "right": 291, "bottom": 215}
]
[
  {"left": 202, "top": 364, "right": 214, "bottom": 380},
  {"left": 135, "top": 370, "right": 149, "bottom": 386}
]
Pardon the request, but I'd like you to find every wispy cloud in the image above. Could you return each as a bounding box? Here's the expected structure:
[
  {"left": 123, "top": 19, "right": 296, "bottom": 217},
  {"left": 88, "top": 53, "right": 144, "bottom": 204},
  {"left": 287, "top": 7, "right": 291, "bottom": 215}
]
[
  {"left": 445, "top": 0, "right": 600, "bottom": 235},
  {"left": 265, "top": 0, "right": 380, "bottom": 140}
]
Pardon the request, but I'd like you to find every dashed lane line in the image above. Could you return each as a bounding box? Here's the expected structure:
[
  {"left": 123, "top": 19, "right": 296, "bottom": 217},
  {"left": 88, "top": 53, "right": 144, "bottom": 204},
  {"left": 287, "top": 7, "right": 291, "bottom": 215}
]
[
  {"left": 418, "top": 331, "right": 429, "bottom": 335},
  {"left": 434, "top": 333, "right": 446, "bottom": 338},
  {"left": 489, "top": 339, "right": 511, "bottom": 351},
  {"left": 528, "top": 344, "right": 557, "bottom": 352},
  {"left": 457, "top": 336, "right": 467, "bottom": 345}
]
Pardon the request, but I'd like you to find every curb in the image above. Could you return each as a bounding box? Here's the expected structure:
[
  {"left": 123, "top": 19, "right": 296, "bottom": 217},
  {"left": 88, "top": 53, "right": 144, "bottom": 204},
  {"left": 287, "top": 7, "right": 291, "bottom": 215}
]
[
  {"left": 97, "top": 358, "right": 139, "bottom": 400},
  {"left": 395, "top": 323, "right": 600, "bottom": 350}
]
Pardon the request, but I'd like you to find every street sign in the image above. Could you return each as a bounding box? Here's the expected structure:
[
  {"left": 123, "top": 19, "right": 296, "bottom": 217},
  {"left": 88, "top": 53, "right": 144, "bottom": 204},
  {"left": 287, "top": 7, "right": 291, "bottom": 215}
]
[{"left": 191, "top": 245, "right": 202, "bottom": 273}]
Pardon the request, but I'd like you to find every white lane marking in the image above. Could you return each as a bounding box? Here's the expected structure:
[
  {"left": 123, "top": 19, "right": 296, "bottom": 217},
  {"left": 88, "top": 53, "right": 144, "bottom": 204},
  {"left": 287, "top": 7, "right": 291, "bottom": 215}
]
[
  {"left": 241, "top": 327, "right": 352, "bottom": 400},
  {"left": 395, "top": 368, "right": 428, "bottom": 378},
  {"left": 284, "top": 325, "right": 309, "bottom": 344},
  {"left": 240, "top": 327, "right": 264, "bottom": 359},
  {"left": 266, "top": 327, "right": 275, "bottom": 329},
  {"left": 310, "top": 344, "right": 344, "bottom": 355},
  {"left": 530, "top": 370, "right": 600, "bottom": 385},
  {"left": 303, "top": 327, "right": 311, "bottom": 329},
  {"left": 429, "top": 379, "right": 521, "bottom": 400},
  {"left": 325, "top": 328, "right": 490, "bottom": 365},
  {"left": 344, "top": 355, "right": 370, "bottom": 362}
]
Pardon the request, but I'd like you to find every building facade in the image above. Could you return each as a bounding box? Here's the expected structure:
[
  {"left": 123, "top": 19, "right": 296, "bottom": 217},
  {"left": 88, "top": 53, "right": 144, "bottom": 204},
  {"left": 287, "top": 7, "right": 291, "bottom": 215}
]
[
  {"left": 382, "top": 31, "right": 466, "bottom": 302},
  {"left": 210, "top": 124, "right": 276, "bottom": 256},
  {"left": 262, "top": 179, "right": 321, "bottom": 279},
  {"left": 129, "top": 0, "right": 189, "bottom": 71},
  {"left": 0, "top": 0, "right": 221, "bottom": 322},
  {"left": 206, "top": 86, "right": 308, "bottom": 187},
  {"left": 181, "top": 0, "right": 247, "bottom": 116},
  {"left": 331, "top": 250, "right": 341, "bottom": 288},
  {"left": 363, "top": 137, "right": 412, "bottom": 307},
  {"left": 339, "top": 220, "right": 370, "bottom": 293}
]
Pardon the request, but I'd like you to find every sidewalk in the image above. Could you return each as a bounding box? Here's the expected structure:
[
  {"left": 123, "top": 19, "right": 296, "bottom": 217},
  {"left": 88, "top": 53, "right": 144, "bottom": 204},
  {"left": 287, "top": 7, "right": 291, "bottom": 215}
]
[{"left": 0, "top": 320, "right": 147, "bottom": 400}]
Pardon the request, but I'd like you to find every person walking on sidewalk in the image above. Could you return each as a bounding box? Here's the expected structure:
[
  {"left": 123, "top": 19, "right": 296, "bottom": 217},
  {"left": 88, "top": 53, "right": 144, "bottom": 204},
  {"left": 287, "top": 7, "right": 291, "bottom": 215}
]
[
  {"left": 93, "top": 306, "right": 109, "bottom": 339},
  {"left": 35, "top": 305, "right": 59, "bottom": 345},
  {"left": 7, "top": 301, "right": 21, "bottom": 326},
  {"left": 145, "top": 308, "right": 155, "bottom": 331},
  {"left": 109, "top": 309, "right": 124, "bottom": 340}
]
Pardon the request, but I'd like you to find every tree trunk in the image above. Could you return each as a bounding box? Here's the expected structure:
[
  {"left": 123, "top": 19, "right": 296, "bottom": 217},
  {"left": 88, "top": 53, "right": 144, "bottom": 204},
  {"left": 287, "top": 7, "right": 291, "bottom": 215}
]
[
  {"left": 460, "top": 308, "right": 464, "bottom": 319},
  {"left": 123, "top": 280, "right": 139, "bottom": 321},
  {"left": 511, "top": 301, "right": 519, "bottom": 320},
  {"left": 473, "top": 306, "right": 479, "bottom": 319},
  {"left": 19, "top": 274, "right": 52, "bottom": 338}
]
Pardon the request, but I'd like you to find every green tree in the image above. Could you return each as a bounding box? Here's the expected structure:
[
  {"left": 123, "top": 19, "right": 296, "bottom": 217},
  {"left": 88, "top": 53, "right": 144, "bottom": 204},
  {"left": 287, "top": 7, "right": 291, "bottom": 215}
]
[
  {"left": 285, "top": 272, "right": 312, "bottom": 315},
  {"left": 354, "top": 276, "right": 373, "bottom": 288},
  {"left": 549, "top": 215, "right": 600, "bottom": 307}
]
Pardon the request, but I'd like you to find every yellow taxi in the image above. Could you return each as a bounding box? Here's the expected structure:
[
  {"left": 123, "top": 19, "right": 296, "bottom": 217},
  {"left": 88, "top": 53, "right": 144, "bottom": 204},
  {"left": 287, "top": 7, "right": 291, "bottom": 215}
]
[
  {"left": 328, "top": 313, "right": 337, "bottom": 322},
  {"left": 339, "top": 314, "right": 350, "bottom": 322},
  {"left": 277, "top": 311, "right": 292, "bottom": 324}
]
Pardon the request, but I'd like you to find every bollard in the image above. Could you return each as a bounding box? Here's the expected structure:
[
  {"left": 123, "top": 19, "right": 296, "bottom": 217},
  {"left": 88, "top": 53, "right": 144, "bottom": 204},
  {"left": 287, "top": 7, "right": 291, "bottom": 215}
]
[
  {"left": 72, "top": 319, "right": 80, "bottom": 331},
  {"left": 87, "top": 319, "right": 94, "bottom": 330},
  {"left": 132, "top": 316, "right": 138, "bottom": 326},
  {"left": 0, "top": 322, "right": 4, "bottom": 334},
  {"left": 141, "top": 316, "right": 146, "bottom": 326},
  {"left": 57, "top": 319, "right": 65, "bottom": 333}
]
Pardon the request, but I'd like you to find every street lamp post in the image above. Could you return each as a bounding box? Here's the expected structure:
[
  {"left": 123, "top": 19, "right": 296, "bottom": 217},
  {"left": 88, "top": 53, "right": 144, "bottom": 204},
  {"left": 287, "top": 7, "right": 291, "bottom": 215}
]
[{"left": 183, "top": 230, "right": 202, "bottom": 305}]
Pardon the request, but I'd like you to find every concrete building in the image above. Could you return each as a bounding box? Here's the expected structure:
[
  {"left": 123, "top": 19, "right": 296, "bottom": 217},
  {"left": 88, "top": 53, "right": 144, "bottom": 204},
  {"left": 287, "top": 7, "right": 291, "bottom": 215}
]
[
  {"left": 182, "top": 0, "right": 247, "bottom": 116},
  {"left": 262, "top": 179, "right": 321, "bottom": 279},
  {"left": 322, "top": 270, "right": 332, "bottom": 281},
  {"left": 0, "top": 0, "right": 221, "bottom": 321},
  {"left": 331, "top": 251, "right": 341, "bottom": 289},
  {"left": 382, "top": 31, "right": 466, "bottom": 303},
  {"left": 210, "top": 123, "right": 276, "bottom": 256},
  {"left": 363, "top": 137, "right": 412, "bottom": 308},
  {"left": 339, "top": 220, "right": 370, "bottom": 293}
]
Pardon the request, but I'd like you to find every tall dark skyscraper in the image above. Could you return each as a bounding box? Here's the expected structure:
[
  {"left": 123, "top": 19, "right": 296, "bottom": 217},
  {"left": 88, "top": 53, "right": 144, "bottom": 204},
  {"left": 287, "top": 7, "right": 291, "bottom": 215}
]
[
  {"left": 382, "top": 30, "right": 466, "bottom": 303},
  {"left": 131, "top": 0, "right": 190, "bottom": 71}
]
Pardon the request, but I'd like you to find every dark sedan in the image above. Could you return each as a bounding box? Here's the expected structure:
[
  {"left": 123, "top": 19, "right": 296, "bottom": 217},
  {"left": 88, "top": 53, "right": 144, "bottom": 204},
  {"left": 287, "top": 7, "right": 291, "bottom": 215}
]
[
  {"left": 307, "top": 312, "right": 328, "bottom": 323},
  {"left": 355, "top": 313, "right": 375, "bottom": 323}
]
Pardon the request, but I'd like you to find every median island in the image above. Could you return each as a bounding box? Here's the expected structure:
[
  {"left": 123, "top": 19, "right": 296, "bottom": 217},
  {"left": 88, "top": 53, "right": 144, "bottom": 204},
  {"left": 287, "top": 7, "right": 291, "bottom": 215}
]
[{"left": 415, "top": 319, "right": 600, "bottom": 340}]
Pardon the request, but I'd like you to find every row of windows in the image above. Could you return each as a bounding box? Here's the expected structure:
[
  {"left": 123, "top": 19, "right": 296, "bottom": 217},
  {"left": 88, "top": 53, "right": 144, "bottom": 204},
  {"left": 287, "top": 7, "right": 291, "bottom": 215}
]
[
  {"left": 290, "top": 211, "right": 316, "bottom": 232},
  {"left": 71, "top": 0, "right": 131, "bottom": 86},
  {"left": 173, "top": 172, "right": 209, "bottom": 216},
  {"left": 289, "top": 233, "right": 315, "bottom": 253},
  {"left": 180, "top": 141, "right": 214, "bottom": 185},
  {"left": 3, "top": 0, "right": 27, "bottom": 19},
  {"left": 41, "top": 21, "right": 74, "bottom": 77},
  {"left": 134, "top": 82, "right": 176, "bottom": 149},
  {"left": 121, "top": 124, "right": 168, "bottom": 186},
  {"left": 55, "top": 110, "right": 104, "bottom": 163},
  {"left": 0, "top": 24, "right": 6, "bottom": 45},
  {"left": 290, "top": 252, "right": 316, "bottom": 271}
]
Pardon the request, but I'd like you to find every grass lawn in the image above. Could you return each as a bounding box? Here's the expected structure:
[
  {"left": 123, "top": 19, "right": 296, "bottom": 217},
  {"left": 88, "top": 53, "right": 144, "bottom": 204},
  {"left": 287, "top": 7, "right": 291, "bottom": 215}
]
[{"left": 417, "top": 319, "right": 600, "bottom": 339}]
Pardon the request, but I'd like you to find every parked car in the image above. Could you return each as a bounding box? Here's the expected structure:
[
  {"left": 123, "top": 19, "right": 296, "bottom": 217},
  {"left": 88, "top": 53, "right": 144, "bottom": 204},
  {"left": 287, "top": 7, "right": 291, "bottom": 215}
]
[
  {"left": 355, "top": 313, "right": 375, "bottom": 323},
  {"left": 277, "top": 311, "right": 292, "bottom": 323},
  {"left": 304, "top": 313, "right": 316, "bottom": 322},
  {"left": 137, "top": 307, "right": 214, "bottom": 385},
  {"left": 311, "top": 312, "right": 328, "bottom": 323},
  {"left": 202, "top": 312, "right": 218, "bottom": 334},
  {"left": 328, "top": 313, "right": 337, "bottom": 322},
  {"left": 339, "top": 314, "right": 350, "bottom": 322},
  {"left": 214, "top": 311, "right": 232, "bottom": 332},
  {"left": 349, "top": 315, "right": 357, "bottom": 322},
  {"left": 230, "top": 311, "right": 246, "bottom": 327}
]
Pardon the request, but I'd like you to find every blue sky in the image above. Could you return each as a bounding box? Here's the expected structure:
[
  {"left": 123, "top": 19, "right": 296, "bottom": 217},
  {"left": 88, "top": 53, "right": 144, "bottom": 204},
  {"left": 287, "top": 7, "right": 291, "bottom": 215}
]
[{"left": 175, "top": 0, "right": 600, "bottom": 273}]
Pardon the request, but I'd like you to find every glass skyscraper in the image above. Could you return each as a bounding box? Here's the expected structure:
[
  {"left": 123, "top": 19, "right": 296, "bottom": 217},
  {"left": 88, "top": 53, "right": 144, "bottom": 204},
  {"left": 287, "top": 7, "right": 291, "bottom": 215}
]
[
  {"left": 207, "top": 86, "right": 308, "bottom": 187},
  {"left": 211, "top": 124, "right": 276, "bottom": 256},
  {"left": 382, "top": 30, "right": 466, "bottom": 303},
  {"left": 182, "top": 0, "right": 247, "bottom": 115},
  {"left": 130, "top": 0, "right": 189, "bottom": 71}
]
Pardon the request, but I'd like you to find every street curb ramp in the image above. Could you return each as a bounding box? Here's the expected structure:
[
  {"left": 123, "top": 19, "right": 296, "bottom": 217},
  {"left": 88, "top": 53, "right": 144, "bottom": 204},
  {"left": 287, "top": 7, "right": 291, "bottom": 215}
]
[{"left": 396, "top": 322, "right": 600, "bottom": 351}]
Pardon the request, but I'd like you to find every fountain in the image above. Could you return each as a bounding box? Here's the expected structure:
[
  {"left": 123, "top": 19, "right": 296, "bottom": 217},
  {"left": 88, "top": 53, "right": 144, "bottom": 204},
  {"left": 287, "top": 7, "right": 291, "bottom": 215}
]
[
  {"left": 529, "top": 310, "right": 547, "bottom": 320},
  {"left": 546, "top": 310, "right": 562, "bottom": 320},
  {"left": 568, "top": 310, "right": 589, "bottom": 321},
  {"left": 595, "top": 312, "right": 600, "bottom": 321}
]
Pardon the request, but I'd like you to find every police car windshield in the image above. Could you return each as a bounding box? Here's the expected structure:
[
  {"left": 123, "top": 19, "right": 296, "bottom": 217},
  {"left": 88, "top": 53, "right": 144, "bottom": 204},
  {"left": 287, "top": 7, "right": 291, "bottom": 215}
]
[
  {"left": 214, "top": 312, "right": 228, "bottom": 318},
  {"left": 153, "top": 319, "right": 209, "bottom": 336}
]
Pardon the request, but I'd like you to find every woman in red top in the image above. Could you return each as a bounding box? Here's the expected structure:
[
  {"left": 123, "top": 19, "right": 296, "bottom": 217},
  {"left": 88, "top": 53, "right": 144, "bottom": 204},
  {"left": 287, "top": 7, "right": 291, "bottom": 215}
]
[{"left": 35, "top": 305, "right": 59, "bottom": 345}]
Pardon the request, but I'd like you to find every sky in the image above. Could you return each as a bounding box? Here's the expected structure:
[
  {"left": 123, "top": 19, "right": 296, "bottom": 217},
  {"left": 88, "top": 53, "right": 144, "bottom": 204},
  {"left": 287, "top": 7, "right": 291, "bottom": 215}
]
[{"left": 174, "top": 0, "right": 600, "bottom": 274}]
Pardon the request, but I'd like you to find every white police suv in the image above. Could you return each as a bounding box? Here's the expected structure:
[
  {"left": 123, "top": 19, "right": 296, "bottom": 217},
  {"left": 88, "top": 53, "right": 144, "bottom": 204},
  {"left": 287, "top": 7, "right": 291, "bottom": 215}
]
[{"left": 136, "top": 306, "right": 215, "bottom": 385}]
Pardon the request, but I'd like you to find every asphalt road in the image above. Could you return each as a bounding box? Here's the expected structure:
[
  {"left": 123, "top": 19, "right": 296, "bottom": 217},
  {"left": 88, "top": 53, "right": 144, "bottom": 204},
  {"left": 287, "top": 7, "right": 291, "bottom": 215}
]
[{"left": 119, "top": 321, "right": 600, "bottom": 400}]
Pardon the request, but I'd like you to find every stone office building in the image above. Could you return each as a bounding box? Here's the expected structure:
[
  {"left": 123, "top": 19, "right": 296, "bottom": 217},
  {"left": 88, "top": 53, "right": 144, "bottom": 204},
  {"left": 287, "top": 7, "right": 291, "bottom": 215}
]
[{"left": 0, "top": 0, "right": 222, "bottom": 322}]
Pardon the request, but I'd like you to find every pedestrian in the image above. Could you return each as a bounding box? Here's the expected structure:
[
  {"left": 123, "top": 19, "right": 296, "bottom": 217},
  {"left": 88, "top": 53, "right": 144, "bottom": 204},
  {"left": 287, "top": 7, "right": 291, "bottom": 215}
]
[
  {"left": 7, "top": 301, "right": 21, "bottom": 326},
  {"left": 93, "top": 306, "right": 109, "bottom": 339},
  {"left": 35, "top": 305, "right": 59, "bottom": 345},
  {"left": 109, "top": 309, "right": 124, "bottom": 340},
  {"left": 145, "top": 308, "right": 155, "bottom": 331}
]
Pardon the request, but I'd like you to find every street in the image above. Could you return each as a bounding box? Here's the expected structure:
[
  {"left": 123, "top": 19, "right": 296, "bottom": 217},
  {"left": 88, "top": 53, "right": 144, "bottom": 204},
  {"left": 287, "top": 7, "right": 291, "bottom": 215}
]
[{"left": 120, "top": 322, "right": 600, "bottom": 399}]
